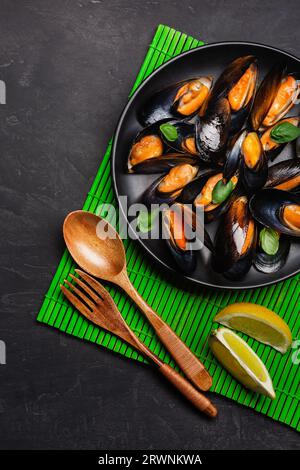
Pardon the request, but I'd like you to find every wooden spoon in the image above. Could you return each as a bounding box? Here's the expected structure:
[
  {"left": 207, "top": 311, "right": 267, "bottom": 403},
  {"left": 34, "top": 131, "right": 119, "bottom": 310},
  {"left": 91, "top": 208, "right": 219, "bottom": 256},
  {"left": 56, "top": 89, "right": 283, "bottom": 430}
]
[{"left": 63, "top": 210, "right": 212, "bottom": 391}]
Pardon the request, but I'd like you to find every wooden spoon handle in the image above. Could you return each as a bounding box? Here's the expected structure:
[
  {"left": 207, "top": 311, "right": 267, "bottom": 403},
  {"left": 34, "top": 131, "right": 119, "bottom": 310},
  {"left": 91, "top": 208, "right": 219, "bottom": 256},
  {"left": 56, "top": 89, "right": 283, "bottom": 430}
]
[
  {"left": 159, "top": 363, "right": 217, "bottom": 418},
  {"left": 118, "top": 272, "right": 212, "bottom": 391}
]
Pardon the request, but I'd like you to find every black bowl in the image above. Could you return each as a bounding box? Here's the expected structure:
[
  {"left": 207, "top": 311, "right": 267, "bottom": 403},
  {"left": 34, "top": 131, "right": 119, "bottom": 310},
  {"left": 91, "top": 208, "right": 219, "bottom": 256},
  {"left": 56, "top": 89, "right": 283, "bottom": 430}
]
[{"left": 112, "top": 41, "right": 300, "bottom": 289}]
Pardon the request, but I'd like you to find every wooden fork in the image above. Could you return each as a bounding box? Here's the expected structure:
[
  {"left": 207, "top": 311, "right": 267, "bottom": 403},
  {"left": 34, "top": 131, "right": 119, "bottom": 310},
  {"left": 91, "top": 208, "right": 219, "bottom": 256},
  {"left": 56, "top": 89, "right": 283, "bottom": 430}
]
[{"left": 60, "top": 269, "right": 217, "bottom": 418}]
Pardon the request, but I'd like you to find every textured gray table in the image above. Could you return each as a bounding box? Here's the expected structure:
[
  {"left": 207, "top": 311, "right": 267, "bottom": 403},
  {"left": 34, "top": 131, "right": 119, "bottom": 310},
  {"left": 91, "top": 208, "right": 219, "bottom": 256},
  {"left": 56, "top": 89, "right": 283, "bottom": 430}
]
[{"left": 0, "top": 0, "right": 299, "bottom": 450}]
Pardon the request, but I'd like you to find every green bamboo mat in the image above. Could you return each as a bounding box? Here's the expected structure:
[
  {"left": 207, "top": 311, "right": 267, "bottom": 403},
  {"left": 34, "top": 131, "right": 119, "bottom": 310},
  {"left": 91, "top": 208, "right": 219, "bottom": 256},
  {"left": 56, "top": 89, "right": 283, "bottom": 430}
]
[{"left": 37, "top": 25, "right": 300, "bottom": 431}]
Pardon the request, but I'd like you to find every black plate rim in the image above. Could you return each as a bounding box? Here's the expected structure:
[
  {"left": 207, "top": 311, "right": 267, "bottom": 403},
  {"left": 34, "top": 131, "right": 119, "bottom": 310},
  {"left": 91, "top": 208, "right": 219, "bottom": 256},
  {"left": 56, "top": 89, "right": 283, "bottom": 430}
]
[{"left": 111, "top": 40, "right": 300, "bottom": 290}]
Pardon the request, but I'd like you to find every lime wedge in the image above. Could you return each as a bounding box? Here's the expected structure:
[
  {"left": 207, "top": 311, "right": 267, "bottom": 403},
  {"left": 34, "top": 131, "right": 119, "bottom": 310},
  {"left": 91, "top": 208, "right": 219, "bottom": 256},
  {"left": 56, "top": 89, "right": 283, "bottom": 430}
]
[
  {"left": 209, "top": 328, "right": 276, "bottom": 399},
  {"left": 214, "top": 303, "right": 292, "bottom": 353}
]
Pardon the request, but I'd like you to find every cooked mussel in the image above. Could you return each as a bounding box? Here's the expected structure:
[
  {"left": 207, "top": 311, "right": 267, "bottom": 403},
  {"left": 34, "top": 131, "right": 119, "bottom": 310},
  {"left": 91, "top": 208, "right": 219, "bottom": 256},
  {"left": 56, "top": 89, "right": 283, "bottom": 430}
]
[
  {"left": 139, "top": 77, "right": 213, "bottom": 126},
  {"left": 129, "top": 153, "right": 198, "bottom": 174},
  {"left": 208, "top": 55, "right": 258, "bottom": 134},
  {"left": 212, "top": 195, "right": 257, "bottom": 280},
  {"left": 228, "top": 61, "right": 258, "bottom": 134},
  {"left": 162, "top": 203, "right": 213, "bottom": 273},
  {"left": 250, "top": 188, "right": 300, "bottom": 237},
  {"left": 128, "top": 123, "right": 198, "bottom": 173},
  {"left": 241, "top": 131, "right": 268, "bottom": 193},
  {"left": 260, "top": 117, "right": 300, "bottom": 160},
  {"left": 210, "top": 56, "right": 256, "bottom": 100},
  {"left": 185, "top": 172, "right": 238, "bottom": 223},
  {"left": 254, "top": 229, "right": 290, "bottom": 274},
  {"left": 143, "top": 163, "right": 199, "bottom": 205},
  {"left": 251, "top": 64, "right": 300, "bottom": 130},
  {"left": 128, "top": 123, "right": 164, "bottom": 172},
  {"left": 196, "top": 97, "right": 231, "bottom": 164},
  {"left": 179, "top": 167, "right": 218, "bottom": 202},
  {"left": 223, "top": 130, "right": 247, "bottom": 182},
  {"left": 160, "top": 120, "right": 198, "bottom": 155},
  {"left": 265, "top": 159, "right": 300, "bottom": 191}
]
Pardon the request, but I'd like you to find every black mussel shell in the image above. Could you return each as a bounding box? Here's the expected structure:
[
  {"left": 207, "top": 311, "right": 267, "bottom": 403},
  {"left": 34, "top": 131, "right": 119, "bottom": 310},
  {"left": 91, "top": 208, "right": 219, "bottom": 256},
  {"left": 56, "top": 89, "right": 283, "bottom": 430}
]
[
  {"left": 260, "top": 117, "right": 300, "bottom": 161},
  {"left": 210, "top": 55, "right": 257, "bottom": 102},
  {"left": 250, "top": 63, "right": 286, "bottom": 131},
  {"left": 130, "top": 153, "right": 198, "bottom": 174},
  {"left": 128, "top": 120, "right": 199, "bottom": 173},
  {"left": 223, "top": 130, "right": 247, "bottom": 182},
  {"left": 139, "top": 77, "right": 213, "bottom": 126},
  {"left": 228, "top": 63, "right": 258, "bottom": 135},
  {"left": 176, "top": 202, "right": 214, "bottom": 252},
  {"left": 180, "top": 169, "right": 239, "bottom": 223},
  {"left": 143, "top": 163, "right": 199, "bottom": 206},
  {"left": 127, "top": 121, "right": 166, "bottom": 172},
  {"left": 251, "top": 65, "right": 300, "bottom": 130},
  {"left": 249, "top": 188, "right": 300, "bottom": 237},
  {"left": 212, "top": 195, "right": 257, "bottom": 280},
  {"left": 208, "top": 56, "right": 258, "bottom": 135},
  {"left": 241, "top": 132, "right": 268, "bottom": 193},
  {"left": 162, "top": 208, "right": 197, "bottom": 274},
  {"left": 196, "top": 97, "right": 231, "bottom": 164},
  {"left": 265, "top": 159, "right": 300, "bottom": 192},
  {"left": 254, "top": 233, "right": 290, "bottom": 274},
  {"left": 202, "top": 188, "right": 238, "bottom": 224},
  {"left": 179, "top": 167, "right": 219, "bottom": 203},
  {"left": 162, "top": 203, "right": 214, "bottom": 273},
  {"left": 160, "top": 120, "right": 198, "bottom": 155}
]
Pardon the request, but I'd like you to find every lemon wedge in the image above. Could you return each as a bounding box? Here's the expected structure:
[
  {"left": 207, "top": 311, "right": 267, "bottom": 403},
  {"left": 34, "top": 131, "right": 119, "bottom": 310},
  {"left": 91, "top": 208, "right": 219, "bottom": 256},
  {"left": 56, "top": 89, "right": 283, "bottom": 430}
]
[
  {"left": 214, "top": 302, "right": 292, "bottom": 354},
  {"left": 209, "top": 328, "right": 276, "bottom": 399}
]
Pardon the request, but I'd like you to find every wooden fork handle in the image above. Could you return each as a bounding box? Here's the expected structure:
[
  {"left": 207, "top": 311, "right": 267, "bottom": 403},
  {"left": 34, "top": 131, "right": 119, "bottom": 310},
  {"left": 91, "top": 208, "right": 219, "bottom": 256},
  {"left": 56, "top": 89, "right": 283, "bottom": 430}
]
[
  {"left": 159, "top": 363, "right": 217, "bottom": 417},
  {"left": 117, "top": 272, "right": 212, "bottom": 392}
]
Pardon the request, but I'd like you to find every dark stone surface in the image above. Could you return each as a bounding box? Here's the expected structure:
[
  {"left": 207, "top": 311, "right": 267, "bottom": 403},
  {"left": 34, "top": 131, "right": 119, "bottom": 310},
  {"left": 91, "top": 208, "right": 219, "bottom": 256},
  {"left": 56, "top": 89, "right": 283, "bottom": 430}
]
[{"left": 0, "top": 0, "right": 299, "bottom": 450}]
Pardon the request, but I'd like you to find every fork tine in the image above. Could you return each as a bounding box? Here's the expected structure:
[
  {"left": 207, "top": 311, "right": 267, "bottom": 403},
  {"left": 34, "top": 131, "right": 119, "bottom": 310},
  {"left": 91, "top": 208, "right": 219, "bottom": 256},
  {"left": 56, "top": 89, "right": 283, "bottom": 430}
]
[
  {"left": 64, "top": 278, "right": 95, "bottom": 310},
  {"left": 69, "top": 273, "right": 100, "bottom": 303},
  {"left": 60, "top": 284, "right": 93, "bottom": 320},
  {"left": 75, "top": 269, "right": 113, "bottom": 302}
]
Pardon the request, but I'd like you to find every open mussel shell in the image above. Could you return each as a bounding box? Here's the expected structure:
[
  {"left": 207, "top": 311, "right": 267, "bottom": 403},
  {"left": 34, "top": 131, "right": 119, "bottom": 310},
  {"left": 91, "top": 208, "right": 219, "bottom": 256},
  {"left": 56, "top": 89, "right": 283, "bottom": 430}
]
[
  {"left": 162, "top": 203, "right": 214, "bottom": 273},
  {"left": 212, "top": 195, "right": 257, "bottom": 280},
  {"left": 196, "top": 97, "right": 231, "bottom": 164},
  {"left": 139, "top": 77, "right": 213, "bottom": 126},
  {"left": 265, "top": 159, "right": 300, "bottom": 192},
  {"left": 162, "top": 205, "right": 196, "bottom": 273},
  {"left": 208, "top": 55, "right": 258, "bottom": 135},
  {"left": 251, "top": 64, "right": 300, "bottom": 130},
  {"left": 241, "top": 131, "right": 268, "bottom": 193},
  {"left": 254, "top": 233, "right": 290, "bottom": 274},
  {"left": 160, "top": 120, "right": 198, "bottom": 155},
  {"left": 260, "top": 117, "right": 300, "bottom": 161},
  {"left": 127, "top": 121, "right": 199, "bottom": 173},
  {"left": 143, "top": 162, "right": 199, "bottom": 206},
  {"left": 249, "top": 188, "right": 300, "bottom": 237},
  {"left": 174, "top": 202, "right": 214, "bottom": 252},
  {"left": 128, "top": 122, "right": 165, "bottom": 172},
  {"left": 129, "top": 153, "right": 198, "bottom": 174},
  {"left": 179, "top": 167, "right": 218, "bottom": 203},
  {"left": 223, "top": 130, "right": 247, "bottom": 182},
  {"left": 227, "top": 60, "right": 258, "bottom": 135},
  {"left": 210, "top": 55, "right": 256, "bottom": 101},
  {"left": 180, "top": 169, "right": 239, "bottom": 223}
]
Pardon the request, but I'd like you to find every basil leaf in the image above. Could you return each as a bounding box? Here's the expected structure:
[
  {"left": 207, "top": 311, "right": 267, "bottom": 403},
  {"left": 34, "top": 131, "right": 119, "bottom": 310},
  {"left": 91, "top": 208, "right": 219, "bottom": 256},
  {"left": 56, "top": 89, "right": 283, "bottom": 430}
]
[
  {"left": 136, "top": 209, "right": 158, "bottom": 233},
  {"left": 159, "top": 123, "right": 178, "bottom": 142},
  {"left": 259, "top": 228, "right": 280, "bottom": 255},
  {"left": 270, "top": 122, "right": 300, "bottom": 144},
  {"left": 212, "top": 179, "right": 234, "bottom": 204}
]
